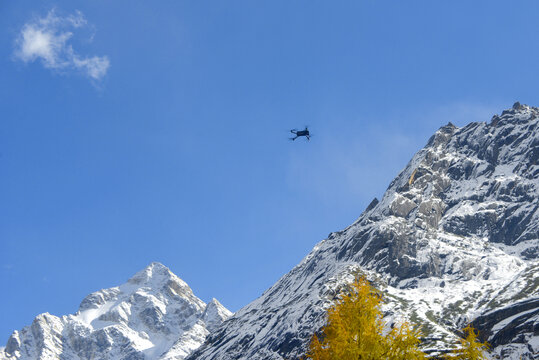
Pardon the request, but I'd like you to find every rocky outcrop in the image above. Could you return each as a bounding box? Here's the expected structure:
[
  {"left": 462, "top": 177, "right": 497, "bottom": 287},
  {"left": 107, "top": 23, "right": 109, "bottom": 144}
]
[{"left": 471, "top": 298, "right": 539, "bottom": 344}]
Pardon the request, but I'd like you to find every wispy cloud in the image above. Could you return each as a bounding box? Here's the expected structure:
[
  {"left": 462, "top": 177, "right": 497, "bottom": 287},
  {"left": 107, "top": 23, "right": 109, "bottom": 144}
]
[{"left": 14, "top": 9, "right": 110, "bottom": 81}]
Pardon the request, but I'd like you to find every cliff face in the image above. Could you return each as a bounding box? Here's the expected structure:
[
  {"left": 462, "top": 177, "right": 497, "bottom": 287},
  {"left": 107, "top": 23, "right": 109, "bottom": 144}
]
[
  {"left": 1, "top": 263, "right": 232, "bottom": 360},
  {"left": 190, "top": 103, "right": 538, "bottom": 360}
]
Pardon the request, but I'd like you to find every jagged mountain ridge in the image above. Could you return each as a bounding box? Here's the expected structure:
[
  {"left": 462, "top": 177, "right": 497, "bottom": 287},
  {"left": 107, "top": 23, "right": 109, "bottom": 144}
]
[
  {"left": 1, "top": 262, "right": 232, "bottom": 360},
  {"left": 189, "top": 103, "right": 538, "bottom": 360}
]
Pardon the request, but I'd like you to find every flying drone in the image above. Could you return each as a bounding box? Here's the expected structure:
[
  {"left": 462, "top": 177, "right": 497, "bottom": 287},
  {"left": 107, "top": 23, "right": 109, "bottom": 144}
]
[{"left": 290, "top": 127, "right": 310, "bottom": 141}]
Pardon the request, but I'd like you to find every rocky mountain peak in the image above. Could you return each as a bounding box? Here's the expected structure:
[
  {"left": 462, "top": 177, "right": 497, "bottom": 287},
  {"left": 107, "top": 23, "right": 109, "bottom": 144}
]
[
  {"left": 425, "top": 122, "right": 457, "bottom": 150},
  {"left": 1, "top": 265, "right": 232, "bottom": 360},
  {"left": 128, "top": 262, "right": 182, "bottom": 287},
  {"left": 203, "top": 299, "right": 234, "bottom": 333},
  {"left": 496, "top": 101, "right": 539, "bottom": 125},
  {"left": 125, "top": 262, "right": 200, "bottom": 305}
]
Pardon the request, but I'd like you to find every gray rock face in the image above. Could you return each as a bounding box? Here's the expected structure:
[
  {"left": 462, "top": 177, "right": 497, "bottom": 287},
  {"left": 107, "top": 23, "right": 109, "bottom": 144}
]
[
  {"left": 471, "top": 297, "right": 539, "bottom": 348},
  {"left": 190, "top": 104, "right": 539, "bottom": 360},
  {"left": 1, "top": 263, "right": 232, "bottom": 360}
]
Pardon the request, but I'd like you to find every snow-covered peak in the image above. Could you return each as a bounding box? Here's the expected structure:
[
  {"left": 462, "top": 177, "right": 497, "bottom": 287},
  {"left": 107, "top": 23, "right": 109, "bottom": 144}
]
[
  {"left": 492, "top": 101, "right": 539, "bottom": 125},
  {"left": 128, "top": 262, "right": 188, "bottom": 289},
  {"left": 203, "top": 298, "right": 234, "bottom": 333},
  {"left": 1, "top": 264, "right": 231, "bottom": 360}
]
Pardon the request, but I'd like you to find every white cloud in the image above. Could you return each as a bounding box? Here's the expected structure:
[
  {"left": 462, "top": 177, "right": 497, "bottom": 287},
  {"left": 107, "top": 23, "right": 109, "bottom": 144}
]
[{"left": 14, "top": 9, "right": 110, "bottom": 81}]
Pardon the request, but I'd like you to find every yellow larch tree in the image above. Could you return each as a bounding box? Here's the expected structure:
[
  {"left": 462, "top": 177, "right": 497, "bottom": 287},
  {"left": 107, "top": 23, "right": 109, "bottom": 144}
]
[
  {"left": 304, "top": 277, "right": 426, "bottom": 360},
  {"left": 445, "top": 324, "right": 490, "bottom": 360}
]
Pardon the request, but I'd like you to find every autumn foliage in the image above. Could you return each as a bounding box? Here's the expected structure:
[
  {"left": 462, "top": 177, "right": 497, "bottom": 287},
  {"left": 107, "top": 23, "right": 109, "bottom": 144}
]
[
  {"left": 304, "top": 277, "right": 426, "bottom": 360},
  {"left": 303, "top": 276, "right": 491, "bottom": 360},
  {"left": 444, "top": 324, "right": 490, "bottom": 360}
]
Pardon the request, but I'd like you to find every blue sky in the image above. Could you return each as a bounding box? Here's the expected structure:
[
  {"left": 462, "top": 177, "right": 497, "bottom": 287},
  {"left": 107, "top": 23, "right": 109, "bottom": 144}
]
[{"left": 2, "top": 0, "right": 539, "bottom": 342}]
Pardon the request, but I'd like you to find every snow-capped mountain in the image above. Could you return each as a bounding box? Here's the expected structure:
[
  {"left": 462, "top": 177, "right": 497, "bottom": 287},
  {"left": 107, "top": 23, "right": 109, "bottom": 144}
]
[
  {"left": 189, "top": 102, "right": 538, "bottom": 360},
  {"left": 1, "top": 262, "right": 232, "bottom": 360}
]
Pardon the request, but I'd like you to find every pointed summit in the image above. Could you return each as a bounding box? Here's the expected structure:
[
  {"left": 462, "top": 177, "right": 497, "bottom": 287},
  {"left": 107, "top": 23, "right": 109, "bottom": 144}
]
[
  {"left": 426, "top": 121, "right": 458, "bottom": 148},
  {"left": 203, "top": 298, "right": 233, "bottom": 333},
  {"left": 128, "top": 262, "right": 174, "bottom": 283},
  {"left": 127, "top": 262, "right": 190, "bottom": 293},
  {"left": 2, "top": 263, "right": 232, "bottom": 360}
]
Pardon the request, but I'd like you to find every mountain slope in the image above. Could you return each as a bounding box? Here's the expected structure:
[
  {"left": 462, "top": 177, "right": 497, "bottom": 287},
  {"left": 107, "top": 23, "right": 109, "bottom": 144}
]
[
  {"left": 189, "top": 103, "right": 538, "bottom": 360},
  {"left": 1, "top": 263, "right": 232, "bottom": 360}
]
